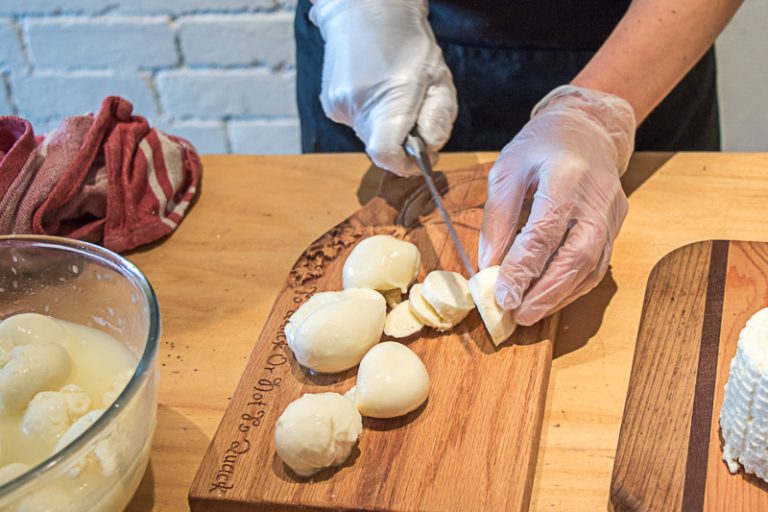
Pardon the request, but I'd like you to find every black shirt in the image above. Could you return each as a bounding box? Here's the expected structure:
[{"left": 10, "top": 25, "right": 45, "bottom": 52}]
[{"left": 428, "top": 0, "right": 632, "bottom": 50}]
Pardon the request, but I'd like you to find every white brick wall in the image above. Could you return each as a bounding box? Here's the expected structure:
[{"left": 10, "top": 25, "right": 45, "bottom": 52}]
[
  {"left": 25, "top": 17, "right": 178, "bottom": 70},
  {"left": 179, "top": 14, "right": 295, "bottom": 67},
  {"left": 0, "top": 0, "right": 764, "bottom": 154},
  {"left": 0, "top": 0, "right": 300, "bottom": 154}
]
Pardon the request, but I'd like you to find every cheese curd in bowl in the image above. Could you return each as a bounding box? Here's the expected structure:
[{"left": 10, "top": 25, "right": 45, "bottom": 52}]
[{"left": 0, "top": 236, "right": 159, "bottom": 512}]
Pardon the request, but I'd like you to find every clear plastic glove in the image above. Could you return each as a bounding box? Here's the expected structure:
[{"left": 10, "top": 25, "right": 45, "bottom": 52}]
[
  {"left": 479, "top": 85, "right": 636, "bottom": 326},
  {"left": 310, "top": 0, "right": 458, "bottom": 176}
]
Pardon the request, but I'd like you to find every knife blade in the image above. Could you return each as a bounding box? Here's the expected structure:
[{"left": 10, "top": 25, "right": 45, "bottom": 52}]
[{"left": 404, "top": 129, "right": 476, "bottom": 277}]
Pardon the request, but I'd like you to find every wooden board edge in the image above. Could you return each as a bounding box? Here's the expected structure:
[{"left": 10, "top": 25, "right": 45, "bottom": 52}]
[
  {"left": 608, "top": 240, "right": 723, "bottom": 512},
  {"left": 521, "top": 313, "right": 558, "bottom": 512},
  {"left": 188, "top": 164, "right": 560, "bottom": 511}
]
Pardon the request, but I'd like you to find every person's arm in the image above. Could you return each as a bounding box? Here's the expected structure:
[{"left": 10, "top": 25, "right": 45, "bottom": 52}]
[
  {"left": 480, "top": 0, "right": 744, "bottom": 325},
  {"left": 308, "top": 0, "right": 458, "bottom": 176},
  {"left": 572, "top": 0, "right": 743, "bottom": 123}
]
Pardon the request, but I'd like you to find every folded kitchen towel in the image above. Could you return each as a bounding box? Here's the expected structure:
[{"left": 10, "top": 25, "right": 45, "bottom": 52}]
[{"left": 0, "top": 96, "right": 202, "bottom": 252}]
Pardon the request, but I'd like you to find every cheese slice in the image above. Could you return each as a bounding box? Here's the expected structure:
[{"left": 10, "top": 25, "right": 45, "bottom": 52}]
[
  {"left": 468, "top": 266, "right": 516, "bottom": 346},
  {"left": 421, "top": 270, "right": 475, "bottom": 325},
  {"left": 384, "top": 300, "right": 424, "bottom": 338},
  {"left": 720, "top": 307, "right": 768, "bottom": 480},
  {"left": 409, "top": 284, "right": 452, "bottom": 331}
]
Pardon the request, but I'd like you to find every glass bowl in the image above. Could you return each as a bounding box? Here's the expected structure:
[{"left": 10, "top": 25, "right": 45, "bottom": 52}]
[{"left": 0, "top": 235, "right": 159, "bottom": 511}]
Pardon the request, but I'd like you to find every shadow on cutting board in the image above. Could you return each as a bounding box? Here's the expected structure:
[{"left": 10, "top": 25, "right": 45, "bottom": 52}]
[
  {"left": 622, "top": 152, "right": 675, "bottom": 197},
  {"left": 553, "top": 268, "right": 618, "bottom": 359}
]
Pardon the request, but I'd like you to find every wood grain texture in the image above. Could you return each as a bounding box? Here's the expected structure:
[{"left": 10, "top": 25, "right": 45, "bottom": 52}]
[
  {"left": 119, "top": 152, "right": 768, "bottom": 512},
  {"left": 610, "top": 241, "right": 768, "bottom": 511},
  {"left": 703, "top": 242, "right": 768, "bottom": 511},
  {"left": 188, "top": 164, "right": 558, "bottom": 511},
  {"left": 610, "top": 241, "right": 714, "bottom": 512}
]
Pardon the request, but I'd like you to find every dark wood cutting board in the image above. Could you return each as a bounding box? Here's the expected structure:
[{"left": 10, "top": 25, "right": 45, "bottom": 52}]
[
  {"left": 188, "top": 164, "right": 559, "bottom": 512},
  {"left": 610, "top": 240, "right": 768, "bottom": 511}
]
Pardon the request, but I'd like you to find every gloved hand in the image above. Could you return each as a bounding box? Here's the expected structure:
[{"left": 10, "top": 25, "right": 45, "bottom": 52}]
[
  {"left": 479, "top": 85, "right": 636, "bottom": 326},
  {"left": 310, "top": 0, "right": 458, "bottom": 176}
]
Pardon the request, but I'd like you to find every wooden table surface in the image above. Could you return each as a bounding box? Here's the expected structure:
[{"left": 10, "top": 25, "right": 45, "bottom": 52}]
[{"left": 124, "top": 152, "right": 768, "bottom": 512}]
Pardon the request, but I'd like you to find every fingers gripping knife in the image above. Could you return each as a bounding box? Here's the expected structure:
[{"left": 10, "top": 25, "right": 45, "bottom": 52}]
[{"left": 404, "top": 129, "right": 476, "bottom": 277}]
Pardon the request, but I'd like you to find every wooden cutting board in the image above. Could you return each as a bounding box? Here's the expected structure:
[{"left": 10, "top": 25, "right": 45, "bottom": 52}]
[
  {"left": 188, "top": 164, "right": 558, "bottom": 512},
  {"left": 610, "top": 240, "right": 768, "bottom": 511}
]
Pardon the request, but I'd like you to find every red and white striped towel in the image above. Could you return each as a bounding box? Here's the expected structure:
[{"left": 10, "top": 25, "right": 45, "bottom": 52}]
[{"left": 0, "top": 96, "right": 202, "bottom": 252}]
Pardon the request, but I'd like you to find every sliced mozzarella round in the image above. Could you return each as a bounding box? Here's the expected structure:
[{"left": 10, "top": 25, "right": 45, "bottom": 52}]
[
  {"left": 421, "top": 270, "right": 474, "bottom": 325},
  {"left": 384, "top": 300, "right": 424, "bottom": 338},
  {"left": 408, "top": 283, "right": 452, "bottom": 331}
]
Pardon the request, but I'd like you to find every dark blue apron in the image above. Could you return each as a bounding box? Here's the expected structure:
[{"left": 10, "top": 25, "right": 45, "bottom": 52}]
[{"left": 295, "top": 0, "right": 720, "bottom": 153}]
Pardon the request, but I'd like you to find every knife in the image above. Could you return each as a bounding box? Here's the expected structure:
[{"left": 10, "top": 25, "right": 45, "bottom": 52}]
[{"left": 404, "top": 129, "right": 476, "bottom": 277}]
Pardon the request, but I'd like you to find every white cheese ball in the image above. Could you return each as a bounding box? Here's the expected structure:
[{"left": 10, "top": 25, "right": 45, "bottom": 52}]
[
  {"left": 0, "top": 343, "right": 72, "bottom": 412},
  {"left": 342, "top": 235, "right": 420, "bottom": 293},
  {"left": 384, "top": 300, "right": 424, "bottom": 338},
  {"left": 421, "top": 270, "right": 475, "bottom": 325},
  {"left": 275, "top": 393, "right": 362, "bottom": 477},
  {"left": 285, "top": 288, "right": 386, "bottom": 373},
  {"left": 408, "top": 283, "right": 452, "bottom": 331},
  {"left": 22, "top": 391, "right": 72, "bottom": 438},
  {"left": 353, "top": 342, "right": 429, "bottom": 418},
  {"left": 468, "top": 266, "right": 516, "bottom": 346},
  {"left": 0, "top": 313, "right": 66, "bottom": 347},
  {"left": 22, "top": 384, "right": 91, "bottom": 439}
]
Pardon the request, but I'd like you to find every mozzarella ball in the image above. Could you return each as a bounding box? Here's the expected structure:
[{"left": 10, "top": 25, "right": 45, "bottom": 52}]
[
  {"left": 275, "top": 393, "right": 362, "bottom": 477},
  {"left": 384, "top": 301, "right": 424, "bottom": 338},
  {"left": 421, "top": 270, "right": 475, "bottom": 325},
  {"left": 0, "top": 343, "right": 72, "bottom": 412},
  {"left": 22, "top": 391, "right": 72, "bottom": 438},
  {"left": 0, "top": 313, "right": 66, "bottom": 347},
  {"left": 468, "top": 266, "right": 516, "bottom": 346},
  {"left": 353, "top": 342, "right": 429, "bottom": 418},
  {"left": 342, "top": 235, "right": 420, "bottom": 293},
  {"left": 286, "top": 289, "right": 386, "bottom": 373},
  {"left": 408, "top": 283, "right": 452, "bottom": 331}
]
